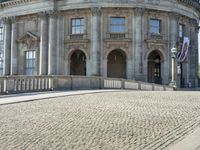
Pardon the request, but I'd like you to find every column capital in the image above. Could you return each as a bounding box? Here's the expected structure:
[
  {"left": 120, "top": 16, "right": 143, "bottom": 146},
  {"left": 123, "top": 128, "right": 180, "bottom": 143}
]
[
  {"left": 38, "top": 11, "right": 48, "bottom": 19},
  {"left": 169, "top": 12, "right": 179, "bottom": 20},
  {"left": 48, "top": 9, "right": 59, "bottom": 18},
  {"left": 134, "top": 7, "right": 145, "bottom": 16},
  {"left": 1, "top": 17, "right": 11, "bottom": 25},
  {"left": 91, "top": 7, "right": 101, "bottom": 16},
  {"left": 10, "top": 16, "right": 16, "bottom": 24},
  {"left": 189, "top": 18, "right": 198, "bottom": 27}
]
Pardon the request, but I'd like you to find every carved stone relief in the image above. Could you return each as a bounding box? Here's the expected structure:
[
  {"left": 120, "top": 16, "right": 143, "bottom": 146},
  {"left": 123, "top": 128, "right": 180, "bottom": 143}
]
[{"left": 18, "top": 31, "right": 40, "bottom": 50}]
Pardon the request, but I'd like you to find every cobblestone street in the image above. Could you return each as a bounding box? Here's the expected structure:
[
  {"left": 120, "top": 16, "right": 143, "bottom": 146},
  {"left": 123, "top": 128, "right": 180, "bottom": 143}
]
[{"left": 0, "top": 91, "right": 200, "bottom": 150}]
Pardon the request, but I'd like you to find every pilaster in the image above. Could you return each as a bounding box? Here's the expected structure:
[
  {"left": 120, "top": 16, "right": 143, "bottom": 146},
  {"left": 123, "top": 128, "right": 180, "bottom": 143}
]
[
  {"left": 48, "top": 10, "right": 57, "bottom": 75},
  {"left": 2, "top": 17, "right": 11, "bottom": 76},
  {"left": 10, "top": 16, "right": 18, "bottom": 75},
  {"left": 90, "top": 7, "right": 101, "bottom": 76},
  {"left": 39, "top": 12, "right": 48, "bottom": 75},
  {"left": 134, "top": 8, "right": 144, "bottom": 80}
]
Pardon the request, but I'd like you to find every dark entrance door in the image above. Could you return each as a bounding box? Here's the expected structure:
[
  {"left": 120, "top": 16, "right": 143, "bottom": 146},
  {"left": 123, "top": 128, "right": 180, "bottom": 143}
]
[
  {"left": 148, "top": 51, "right": 162, "bottom": 84},
  {"left": 107, "top": 50, "right": 126, "bottom": 78},
  {"left": 70, "top": 50, "right": 86, "bottom": 75}
]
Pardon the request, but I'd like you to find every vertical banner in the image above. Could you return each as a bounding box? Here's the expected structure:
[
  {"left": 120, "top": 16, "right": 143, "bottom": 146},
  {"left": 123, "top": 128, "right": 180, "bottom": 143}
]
[{"left": 177, "top": 37, "right": 190, "bottom": 62}]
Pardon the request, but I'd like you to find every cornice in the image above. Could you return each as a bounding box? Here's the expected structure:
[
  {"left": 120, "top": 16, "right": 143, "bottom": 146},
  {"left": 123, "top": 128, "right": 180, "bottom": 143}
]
[
  {"left": 177, "top": 0, "right": 200, "bottom": 14},
  {"left": 0, "top": 0, "right": 35, "bottom": 9}
]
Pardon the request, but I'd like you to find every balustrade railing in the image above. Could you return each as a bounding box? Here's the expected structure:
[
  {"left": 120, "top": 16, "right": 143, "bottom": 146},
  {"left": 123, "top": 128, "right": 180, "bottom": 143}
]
[
  {"left": 0, "top": 75, "right": 173, "bottom": 94},
  {"left": 0, "top": 76, "right": 53, "bottom": 94},
  {"left": 145, "top": 33, "right": 168, "bottom": 41},
  {"left": 70, "top": 34, "right": 84, "bottom": 40},
  {"left": 106, "top": 33, "right": 127, "bottom": 39}
]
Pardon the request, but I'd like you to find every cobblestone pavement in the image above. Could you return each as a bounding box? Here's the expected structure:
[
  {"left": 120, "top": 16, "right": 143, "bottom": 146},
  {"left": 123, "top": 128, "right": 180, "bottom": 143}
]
[{"left": 0, "top": 91, "right": 200, "bottom": 150}]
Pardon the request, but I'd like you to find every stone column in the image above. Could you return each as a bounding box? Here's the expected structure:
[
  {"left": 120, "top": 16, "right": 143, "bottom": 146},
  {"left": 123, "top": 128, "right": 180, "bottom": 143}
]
[
  {"left": 134, "top": 8, "right": 144, "bottom": 80},
  {"left": 48, "top": 10, "right": 57, "bottom": 75},
  {"left": 39, "top": 12, "right": 48, "bottom": 75},
  {"left": 10, "top": 17, "right": 18, "bottom": 75},
  {"left": 90, "top": 7, "right": 101, "bottom": 76},
  {"left": 3, "top": 17, "right": 11, "bottom": 76}
]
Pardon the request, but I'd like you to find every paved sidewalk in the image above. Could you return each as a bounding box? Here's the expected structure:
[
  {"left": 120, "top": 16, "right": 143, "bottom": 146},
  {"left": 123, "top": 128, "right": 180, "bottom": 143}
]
[
  {"left": 169, "top": 126, "right": 200, "bottom": 150},
  {"left": 0, "top": 90, "right": 119, "bottom": 105},
  {"left": 1, "top": 90, "right": 200, "bottom": 150}
]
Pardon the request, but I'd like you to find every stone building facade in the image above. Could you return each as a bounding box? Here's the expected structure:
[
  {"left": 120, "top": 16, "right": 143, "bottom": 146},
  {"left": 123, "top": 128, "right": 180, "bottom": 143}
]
[{"left": 0, "top": 0, "right": 199, "bottom": 87}]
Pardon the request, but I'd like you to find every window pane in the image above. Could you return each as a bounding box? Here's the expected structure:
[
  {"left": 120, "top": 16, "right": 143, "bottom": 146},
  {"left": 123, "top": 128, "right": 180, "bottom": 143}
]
[
  {"left": 150, "top": 19, "right": 160, "bottom": 34},
  {"left": 110, "top": 17, "right": 125, "bottom": 33},
  {"left": 72, "top": 19, "right": 76, "bottom": 26},
  {"left": 71, "top": 18, "right": 85, "bottom": 34},
  {"left": 179, "top": 24, "right": 184, "bottom": 38},
  {"left": 24, "top": 51, "right": 36, "bottom": 75},
  {"left": 0, "top": 27, "right": 3, "bottom": 41}
]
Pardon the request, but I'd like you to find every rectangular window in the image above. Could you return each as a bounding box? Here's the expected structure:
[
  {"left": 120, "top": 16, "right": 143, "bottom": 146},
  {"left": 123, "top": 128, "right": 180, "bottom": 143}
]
[
  {"left": 110, "top": 17, "right": 125, "bottom": 33},
  {"left": 24, "top": 51, "right": 36, "bottom": 75},
  {"left": 0, "top": 27, "right": 3, "bottom": 41},
  {"left": 179, "top": 24, "right": 185, "bottom": 38},
  {"left": 71, "top": 18, "right": 84, "bottom": 34},
  {"left": 150, "top": 19, "right": 161, "bottom": 34}
]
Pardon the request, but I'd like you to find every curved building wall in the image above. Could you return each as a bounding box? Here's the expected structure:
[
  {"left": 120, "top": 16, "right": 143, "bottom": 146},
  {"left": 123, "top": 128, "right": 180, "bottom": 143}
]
[{"left": 0, "top": 0, "right": 199, "bottom": 87}]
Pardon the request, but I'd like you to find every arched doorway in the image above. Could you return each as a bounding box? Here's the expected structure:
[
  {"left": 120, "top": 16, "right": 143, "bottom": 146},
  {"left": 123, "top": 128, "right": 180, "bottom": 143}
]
[
  {"left": 148, "top": 50, "right": 163, "bottom": 84},
  {"left": 107, "top": 49, "right": 126, "bottom": 78},
  {"left": 70, "top": 50, "right": 86, "bottom": 75}
]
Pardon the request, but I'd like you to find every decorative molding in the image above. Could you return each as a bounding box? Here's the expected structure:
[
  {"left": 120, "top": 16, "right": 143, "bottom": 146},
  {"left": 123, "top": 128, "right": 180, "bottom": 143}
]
[
  {"left": 91, "top": 7, "right": 101, "bottom": 16},
  {"left": 64, "top": 44, "right": 90, "bottom": 60},
  {"left": 10, "top": 16, "right": 16, "bottom": 24},
  {"left": 147, "top": 43, "right": 166, "bottom": 51},
  {"left": 0, "top": 0, "right": 34, "bottom": 9},
  {"left": 106, "top": 41, "right": 129, "bottom": 49},
  {"left": 1, "top": 17, "right": 11, "bottom": 25},
  {"left": 177, "top": 0, "right": 200, "bottom": 13},
  {"left": 65, "top": 42, "right": 88, "bottom": 50},
  {"left": 103, "top": 41, "right": 131, "bottom": 59},
  {"left": 17, "top": 31, "right": 40, "bottom": 49},
  {"left": 169, "top": 12, "right": 180, "bottom": 20},
  {"left": 147, "top": 0, "right": 160, "bottom": 5},
  {"left": 38, "top": 11, "right": 48, "bottom": 20},
  {"left": 48, "top": 9, "right": 59, "bottom": 18},
  {"left": 134, "top": 7, "right": 145, "bottom": 16},
  {"left": 189, "top": 18, "right": 198, "bottom": 28}
]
